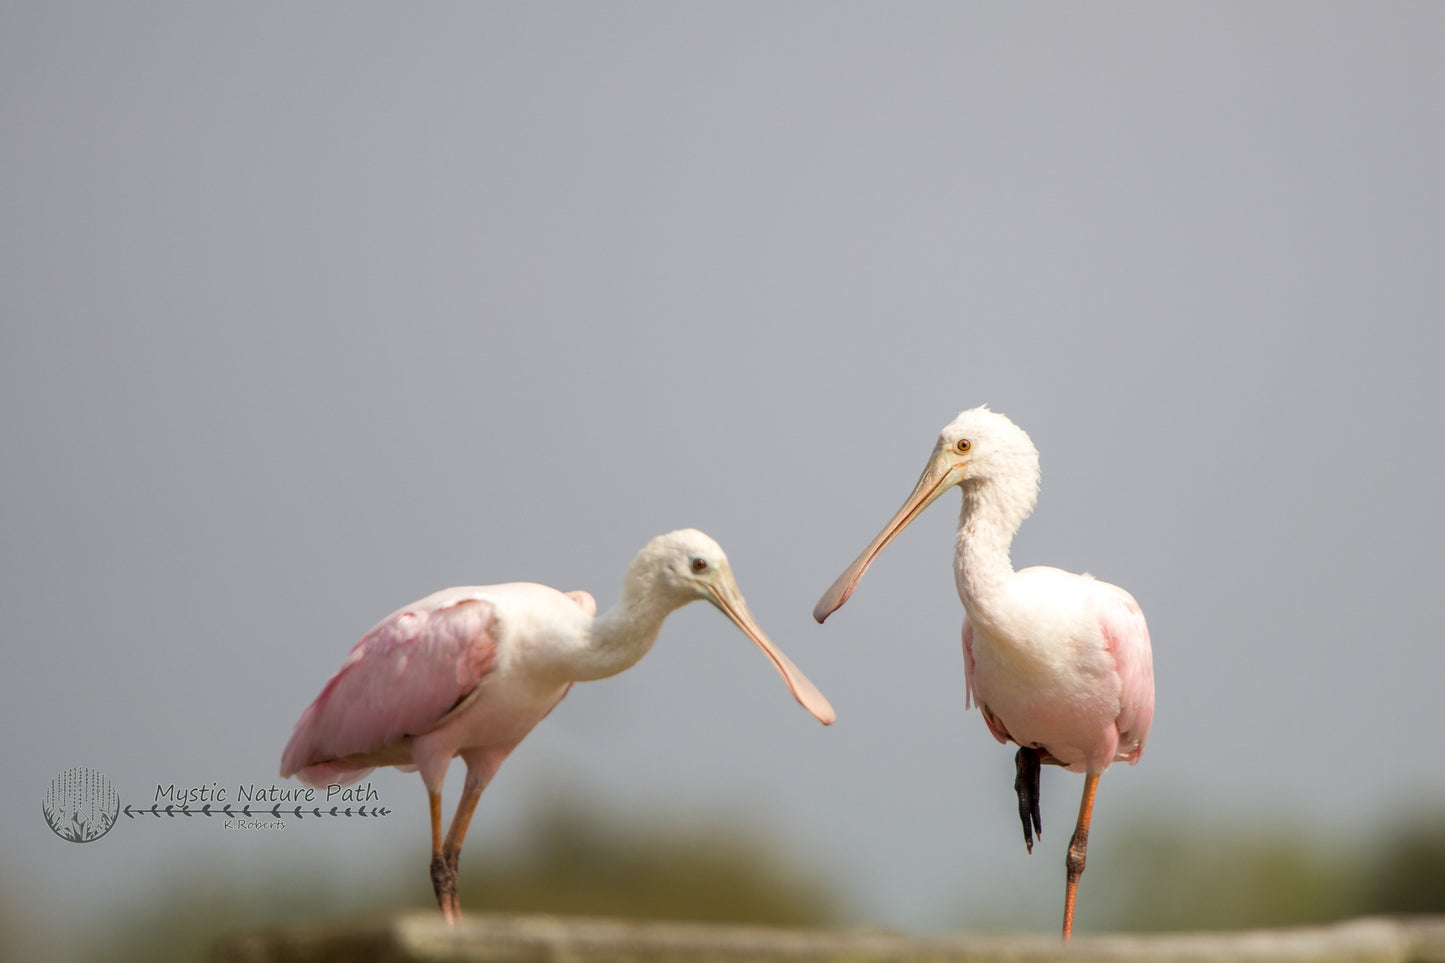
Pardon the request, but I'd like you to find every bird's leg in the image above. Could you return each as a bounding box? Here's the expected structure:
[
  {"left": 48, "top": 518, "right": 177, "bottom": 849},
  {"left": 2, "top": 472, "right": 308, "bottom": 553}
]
[
  {"left": 1061, "top": 771, "right": 1100, "bottom": 942},
  {"left": 1014, "top": 747, "right": 1042, "bottom": 854},
  {"left": 437, "top": 767, "right": 486, "bottom": 924},
  {"left": 426, "top": 790, "right": 461, "bottom": 925}
]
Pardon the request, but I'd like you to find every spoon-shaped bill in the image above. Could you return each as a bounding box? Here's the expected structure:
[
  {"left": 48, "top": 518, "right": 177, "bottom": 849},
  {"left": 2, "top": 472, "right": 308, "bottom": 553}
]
[
  {"left": 709, "top": 575, "right": 835, "bottom": 726},
  {"left": 813, "top": 444, "right": 958, "bottom": 623}
]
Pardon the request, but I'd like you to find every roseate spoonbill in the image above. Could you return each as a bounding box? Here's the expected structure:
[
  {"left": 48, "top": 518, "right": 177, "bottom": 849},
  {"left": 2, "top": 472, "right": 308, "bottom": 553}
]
[
  {"left": 813, "top": 407, "right": 1153, "bottom": 941},
  {"left": 281, "top": 529, "right": 835, "bottom": 923}
]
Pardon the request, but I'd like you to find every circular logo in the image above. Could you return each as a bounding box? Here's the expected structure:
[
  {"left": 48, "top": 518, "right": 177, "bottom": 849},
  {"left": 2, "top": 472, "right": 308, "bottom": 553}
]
[{"left": 43, "top": 767, "right": 120, "bottom": 843}]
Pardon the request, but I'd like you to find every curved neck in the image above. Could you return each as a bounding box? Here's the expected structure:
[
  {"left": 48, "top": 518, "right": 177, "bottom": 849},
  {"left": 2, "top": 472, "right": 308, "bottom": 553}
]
[
  {"left": 574, "top": 580, "right": 678, "bottom": 682},
  {"left": 953, "top": 481, "right": 1025, "bottom": 612}
]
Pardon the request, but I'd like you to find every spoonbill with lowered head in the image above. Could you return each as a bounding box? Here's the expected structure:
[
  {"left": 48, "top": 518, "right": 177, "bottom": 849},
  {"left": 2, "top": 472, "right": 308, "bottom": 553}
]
[
  {"left": 282, "top": 528, "right": 835, "bottom": 923},
  {"left": 813, "top": 407, "right": 1153, "bottom": 940}
]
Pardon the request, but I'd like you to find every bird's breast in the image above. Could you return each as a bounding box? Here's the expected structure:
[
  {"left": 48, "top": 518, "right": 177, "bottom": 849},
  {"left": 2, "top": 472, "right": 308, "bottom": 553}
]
[
  {"left": 964, "top": 587, "right": 1124, "bottom": 771},
  {"left": 426, "top": 664, "right": 573, "bottom": 754}
]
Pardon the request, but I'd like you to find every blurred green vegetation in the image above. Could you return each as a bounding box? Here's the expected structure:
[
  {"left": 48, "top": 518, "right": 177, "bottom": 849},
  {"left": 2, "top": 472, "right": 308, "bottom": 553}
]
[
  {"left": 94, "top": 867, "right": 402, "bottom": 963},
  {"left": 1080, "top": 805, "right": 1445, "bottom": 933},
  {"left": 8, "top": 801, "right": 1443, "bottom": 962},
  {"left": 1359, "top": 812, "right": 1445, "bottom": 915},
  {"left": 1087, "top": 821, "right": 1355, "bottom": 930},
  {"left": 76, "top": 799, "right": 844, "bottom": 963},
  {"left": 453, "top": 802, "right": 842, "bottom": 925}
]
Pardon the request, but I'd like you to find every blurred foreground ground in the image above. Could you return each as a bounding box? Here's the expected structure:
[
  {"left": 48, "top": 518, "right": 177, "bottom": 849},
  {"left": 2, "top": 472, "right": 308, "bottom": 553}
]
[
  {"left": 212, "top": 913, "right": 1445, "bottom": 963},
  {"left": 9, "top": 800, "right": 1445, "bottom": 962}
]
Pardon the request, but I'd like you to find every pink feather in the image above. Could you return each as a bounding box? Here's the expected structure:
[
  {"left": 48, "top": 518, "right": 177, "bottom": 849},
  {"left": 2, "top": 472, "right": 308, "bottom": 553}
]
[
  {"left": 1100, "top": 588, "right": 1154, "bottom": 765},
  {"left": 280, "top": 593, "right": 498, "bottom": 786}
]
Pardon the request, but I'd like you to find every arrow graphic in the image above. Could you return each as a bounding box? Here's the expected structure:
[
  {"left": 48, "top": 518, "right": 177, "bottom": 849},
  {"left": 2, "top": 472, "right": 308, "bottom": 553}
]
[{"left": 123, "top": 804, "right": 391, "bottom": 819}]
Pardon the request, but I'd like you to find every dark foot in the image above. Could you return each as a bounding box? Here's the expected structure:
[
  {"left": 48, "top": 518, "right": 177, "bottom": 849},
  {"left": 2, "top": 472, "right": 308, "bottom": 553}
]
[
  {"left": 1014, "top": 747, "right": 1042, "bottom": 854},
  {"left": 446, "top": 849, "right": 464, "bottom": 921},
  {"left": 1066, "top": 824, "right": 1089, "bottom": 886},
  {"left": 430, "top": 854, "right": 458, "bottom": 924}
]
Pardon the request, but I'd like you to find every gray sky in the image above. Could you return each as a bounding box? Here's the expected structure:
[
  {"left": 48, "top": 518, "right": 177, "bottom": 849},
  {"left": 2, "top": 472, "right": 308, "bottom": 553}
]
[{"left": 4, "top": 1, "right": 1443, "bottom": 945}]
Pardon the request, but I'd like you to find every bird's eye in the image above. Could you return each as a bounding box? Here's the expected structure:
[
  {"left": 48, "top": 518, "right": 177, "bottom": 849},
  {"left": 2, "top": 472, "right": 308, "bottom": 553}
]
[
  {"left": 691, "top": 558, "right": 709, "bottom": 573},
  {"left": 956, "top": 438, "right": 972, "bottom": 453}
]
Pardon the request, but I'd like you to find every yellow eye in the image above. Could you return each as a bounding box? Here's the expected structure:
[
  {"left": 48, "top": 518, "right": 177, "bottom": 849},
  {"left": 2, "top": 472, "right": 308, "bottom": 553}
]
[
  {"left": 956, "top": 438, "right": 972, "bottom": 454},
  {"left": 691, "top": 558, "right": 709, "bottom": 573}
]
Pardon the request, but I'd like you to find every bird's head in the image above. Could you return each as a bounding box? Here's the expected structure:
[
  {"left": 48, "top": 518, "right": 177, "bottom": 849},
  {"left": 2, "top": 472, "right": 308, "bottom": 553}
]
[
  {"left": 813, "top": 406, "right": 1040, "bottom": 623},
  {"left": 631, "top": 529, "right": 835, "bottom": 725},
  {"left": 933, "top": 406, "right": 1041, "bottom": 497},
  {"left": 639, "top": 528, "right": 737, "bottom": 603}
]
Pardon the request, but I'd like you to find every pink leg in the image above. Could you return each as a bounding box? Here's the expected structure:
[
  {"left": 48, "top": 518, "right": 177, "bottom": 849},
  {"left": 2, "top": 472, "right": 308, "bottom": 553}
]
[
  {"left": 426, "top": 790, "right": 458, "bottom": 924},
  {"left": 1061, "top": 772, "right": 1100, "bottom": 942},
  {"left": 436, "top": 766, "right": 485, "bottom": 923}
]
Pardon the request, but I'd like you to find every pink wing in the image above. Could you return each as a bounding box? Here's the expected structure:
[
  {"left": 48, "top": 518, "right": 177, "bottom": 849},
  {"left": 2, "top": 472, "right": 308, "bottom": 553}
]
[
  {"left": 279, "top": 595, "right": 498, "bottom": 779},
  {"left": 1099, "top": 586, "right": 1155, "bottom": 765}
]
